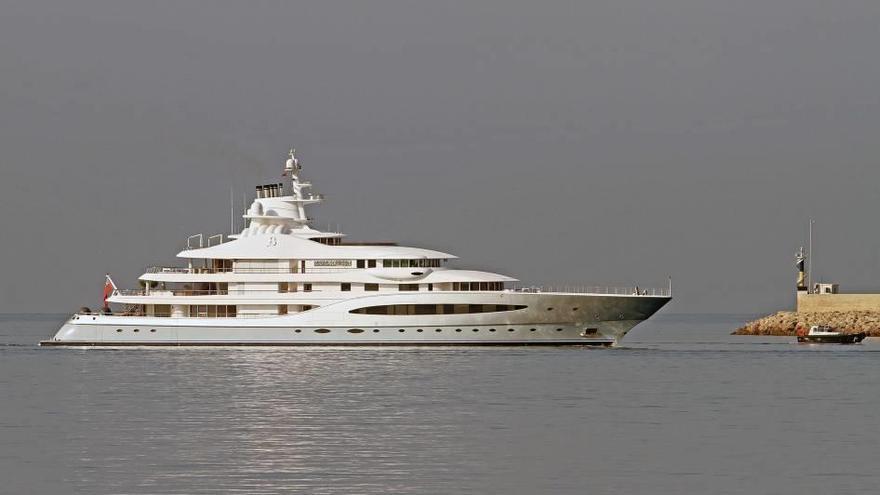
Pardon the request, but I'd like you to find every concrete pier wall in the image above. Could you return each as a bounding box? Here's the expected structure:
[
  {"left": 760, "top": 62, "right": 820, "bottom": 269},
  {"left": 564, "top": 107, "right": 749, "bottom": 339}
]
[{"left": 797, "top": 292, "right": 880, "bottom": 313}]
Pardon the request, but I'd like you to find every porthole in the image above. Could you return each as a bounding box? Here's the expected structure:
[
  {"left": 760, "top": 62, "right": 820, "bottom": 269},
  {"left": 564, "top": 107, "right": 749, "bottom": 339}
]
[
  {"left": 295, "top": 329, "right": 301, "bottom": 333},
  {"left": 315, "top": 328, "right": 331, "bottom": 334},
  {"left": 547, "top": 307, "right": 554, "bottom": 311},
  {"left": 150, "top": 329, "right": 156, "bottom": 333},
  {"left": 417, "top": 329, "right": 423, "bottom": 332},
  {"left": 489, "top": 328, "right": 496, "bottom": 332},
  {"left": 572, "top": 307, "right": 580, "bottom": 311},
  {"left": 508, "top": 328, "right": 515, "bottom": 332},
  {"left": 556, "top": 328, "right": 563, "bottom": 332},
  {"left": 472, "top": 329, "right": 479, "bottom": 332},
  {"left": 116, "top": 329, "right": 122, "bottom": 333},
  {"left": 347, "top": 329, "right": 364, "bottom": 334},
  {"left": 530, "top": 328, "right": 536, "bottom": 332},
  {"left": 399, "top": 329, "right": 405, "bottom": 333},
  {"left": 435, "top": 329, "right": 442, "bottom": 332},
  {"left": 133, "top": 329, "right": 140, "bottom": 333},
  {"left": 455, "top": 329, "right": 462, "bottom": 332},
  {"left": 373, "top": 329, "right": 380, "bottom": 333}
]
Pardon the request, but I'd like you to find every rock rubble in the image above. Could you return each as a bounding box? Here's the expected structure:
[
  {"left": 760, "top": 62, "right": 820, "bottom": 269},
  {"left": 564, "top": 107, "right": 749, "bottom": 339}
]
[{"left": 734, "top": 311, "right": 880, "bottom": 336}]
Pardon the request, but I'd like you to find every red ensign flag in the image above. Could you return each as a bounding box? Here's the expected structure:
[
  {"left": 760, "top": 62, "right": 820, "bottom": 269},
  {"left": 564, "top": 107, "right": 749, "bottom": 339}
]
[{"left": 103, "top": 275, "right": 114, "bottom": 307}]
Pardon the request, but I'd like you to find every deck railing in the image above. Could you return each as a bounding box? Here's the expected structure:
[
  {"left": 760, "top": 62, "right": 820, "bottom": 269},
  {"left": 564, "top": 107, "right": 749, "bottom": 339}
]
[
  {"left": 507, "top": 286, "right": 671, "bottom": 297},
  {"left": 115, "top": 289, "right": 324, "bottom": 297},
  {"left": 145, "top": 266, "right": 359, "bottom": 274},
  {"left": 76, "top": 312, "right": 318, "bottom": 319},
  {"left": 115, "top": 286, "right": 670, "bottom": 297}
]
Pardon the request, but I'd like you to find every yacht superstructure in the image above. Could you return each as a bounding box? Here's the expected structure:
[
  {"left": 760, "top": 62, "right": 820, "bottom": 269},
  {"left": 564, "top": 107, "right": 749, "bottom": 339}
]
[{"left": 43, "top": 149, "right": 671, "bottom": 346}]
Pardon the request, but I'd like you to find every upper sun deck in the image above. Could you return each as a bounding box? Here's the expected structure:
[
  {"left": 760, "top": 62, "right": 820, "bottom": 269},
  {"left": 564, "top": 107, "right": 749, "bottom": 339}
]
[
  {"left": 180, "top": 148, "right": 456, "bottom": 261},
  {"left": 178, "top": 234, "right": 456, "bottom": 261}
]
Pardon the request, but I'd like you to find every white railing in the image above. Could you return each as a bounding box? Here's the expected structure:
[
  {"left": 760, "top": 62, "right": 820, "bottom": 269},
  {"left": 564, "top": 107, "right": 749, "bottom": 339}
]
[
  {"left": 76, "top": 312, "right": 316, "bottom": 319},
  {"left": 115, "top": 289, "right": 324, "bottom": 297},
  {"left": 507, "top": 286, "right": 671, "bottom": 297},
  {"left": 145, "top": 266, "right": 359, "bottom": 274},
  {"left": 147, "top": 267, "right": 194, "bottom": 274}
]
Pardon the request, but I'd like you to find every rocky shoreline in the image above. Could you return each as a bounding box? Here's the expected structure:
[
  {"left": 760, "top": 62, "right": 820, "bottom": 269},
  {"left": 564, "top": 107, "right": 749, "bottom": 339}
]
[{"left": 733, "top": 311, "right": 880, "bottom": 336}]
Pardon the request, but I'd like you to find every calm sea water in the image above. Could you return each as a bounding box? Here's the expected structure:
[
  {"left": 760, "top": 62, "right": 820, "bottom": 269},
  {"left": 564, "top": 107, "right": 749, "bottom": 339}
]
[{"left": 1, "top": 313, "right": 877, "bottom": 495}]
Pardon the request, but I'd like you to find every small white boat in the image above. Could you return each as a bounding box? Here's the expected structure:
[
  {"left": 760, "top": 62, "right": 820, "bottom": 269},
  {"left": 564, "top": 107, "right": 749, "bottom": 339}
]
[{"left": 796, "top": 325, "right": 867, "bottom": 344}]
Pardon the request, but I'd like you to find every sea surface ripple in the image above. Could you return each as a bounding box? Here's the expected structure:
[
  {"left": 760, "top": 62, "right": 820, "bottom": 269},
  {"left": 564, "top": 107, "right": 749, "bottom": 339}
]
[{"left": 1, "top": 314, "right": 877, "bottom": 494}]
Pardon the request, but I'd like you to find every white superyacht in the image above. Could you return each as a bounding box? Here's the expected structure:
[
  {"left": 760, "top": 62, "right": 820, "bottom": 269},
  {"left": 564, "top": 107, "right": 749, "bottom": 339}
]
[{"left": 43, "top": 149, "right": 671, "bottom": 347}]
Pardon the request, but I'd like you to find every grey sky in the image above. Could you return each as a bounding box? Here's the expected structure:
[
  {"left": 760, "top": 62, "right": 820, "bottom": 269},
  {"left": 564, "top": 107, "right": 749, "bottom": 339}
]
[{"left": 2, "top": 0, "right": 879, "bottom": 314}]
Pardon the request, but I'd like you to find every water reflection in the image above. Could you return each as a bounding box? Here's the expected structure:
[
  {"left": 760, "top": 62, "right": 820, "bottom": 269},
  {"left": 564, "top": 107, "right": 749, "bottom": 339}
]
[{"left": 1, "top": 315, "right": 878, "bottom": 494}]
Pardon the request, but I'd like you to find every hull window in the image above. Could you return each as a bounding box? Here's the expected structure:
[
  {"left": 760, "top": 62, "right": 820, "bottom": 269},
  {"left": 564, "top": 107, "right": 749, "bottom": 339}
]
[{"left": 315, "top": 328, "right": 330, "bottom": 334}]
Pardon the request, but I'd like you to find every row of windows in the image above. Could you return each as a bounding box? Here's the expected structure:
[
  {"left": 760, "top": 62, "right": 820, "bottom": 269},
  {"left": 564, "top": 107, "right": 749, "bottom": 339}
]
[
  {"left": 452, "top": 282, "right": 505, "bottom": 291},
  {"left": 278, "top": 283, "right": 313, "bottom": 292},
  {"left": 350, "top": 304, "right": 527, "bottom": 315},
  {"left": 189, "top": 305, "right": 237, "bottom": 317},
  {"left": 382, "top": 259, "right": 442, "bottom": 268},
  {"left": 340, "top": 283, "right": 432, "bottom": 291},
  {"left": 299, "top": 327, "right": 564, "bottom": 333},
  {"left": 286, "top": 282, "right": 505, "bottom": 292},
  {"left": 303, "top": 257, "right": 442, "bottom": 268},
  {"left": 311, "top": 237, "right": 342, "bottom": 245}
]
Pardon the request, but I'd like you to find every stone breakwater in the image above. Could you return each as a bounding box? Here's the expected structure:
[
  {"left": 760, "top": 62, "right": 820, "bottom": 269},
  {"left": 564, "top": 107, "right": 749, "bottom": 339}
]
[{"left": 734, "top": 311, "right": 880, "bottom": 336}]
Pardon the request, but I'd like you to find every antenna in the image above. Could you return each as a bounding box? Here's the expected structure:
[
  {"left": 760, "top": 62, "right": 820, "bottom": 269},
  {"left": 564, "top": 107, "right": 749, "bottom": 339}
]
[
  {"left": 808, "top": 219, "right": 814, "bottom": 292},
  {"left": 229, "top": 187, "right": 234, "bottom": 235}
]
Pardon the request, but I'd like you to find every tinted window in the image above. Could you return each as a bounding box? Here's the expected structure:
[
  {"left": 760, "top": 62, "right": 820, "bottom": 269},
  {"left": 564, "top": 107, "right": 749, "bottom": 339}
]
[{"left": 350, "top": 304, "right": 527, "bottom": 315}]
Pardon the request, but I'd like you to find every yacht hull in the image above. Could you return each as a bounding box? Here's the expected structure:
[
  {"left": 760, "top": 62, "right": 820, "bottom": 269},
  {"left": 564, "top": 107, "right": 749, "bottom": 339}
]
[{"left": 42, "top": 293, "right": 670, "bottom": 347}]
